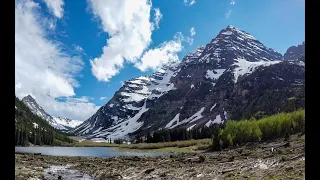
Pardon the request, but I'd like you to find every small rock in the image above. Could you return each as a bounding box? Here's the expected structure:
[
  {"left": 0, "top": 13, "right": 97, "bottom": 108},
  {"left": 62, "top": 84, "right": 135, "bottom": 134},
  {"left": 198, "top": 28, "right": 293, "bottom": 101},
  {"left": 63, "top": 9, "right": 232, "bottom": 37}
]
[
  {"left": 144, "top": 168, "right": 155, "bottom": 174},
  {"left": 285, "top": 166, "right": 293, "bottom": 171},
  {"left": 228, "top": 156, "right": 235, "bottom": 162},
  {"left": 198, "top": 155, "right": 206, "bottom": 163},
  {"left": 58, "top": 175, "right": 62, "bottom": 179}
]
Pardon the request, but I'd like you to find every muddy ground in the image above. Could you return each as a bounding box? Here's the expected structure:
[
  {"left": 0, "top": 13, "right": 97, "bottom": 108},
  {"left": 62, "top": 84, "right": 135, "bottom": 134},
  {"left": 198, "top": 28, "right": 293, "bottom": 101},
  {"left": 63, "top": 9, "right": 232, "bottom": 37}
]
[{"left": 15, "top": 134, "right": 305, "bottom": 180}]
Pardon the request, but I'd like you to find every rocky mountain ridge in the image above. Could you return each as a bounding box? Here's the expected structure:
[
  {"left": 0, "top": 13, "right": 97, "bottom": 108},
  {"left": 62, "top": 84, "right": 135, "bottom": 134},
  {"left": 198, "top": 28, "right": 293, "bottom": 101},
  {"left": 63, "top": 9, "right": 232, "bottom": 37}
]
[
  {"left": 72, "top": 25, "right": 305, "bottom": 140},
  {"left": 22, "top": 95, "right": 82, "bottom": 131}
]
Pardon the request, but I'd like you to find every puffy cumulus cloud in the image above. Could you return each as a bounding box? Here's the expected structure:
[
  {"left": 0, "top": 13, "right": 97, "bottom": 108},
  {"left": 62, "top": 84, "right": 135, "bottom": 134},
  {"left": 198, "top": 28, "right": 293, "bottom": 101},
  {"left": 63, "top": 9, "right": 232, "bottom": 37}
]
[
  {"left": 15, "top": 0, "right": 99, "bottom": 120},
  {"left": 153, "top": 8, "right": 162, "bottom": 29},
  {"left": 190, "top": 27, "right": 196, "bottom": 36},
  {"left": 135, "top": 32, "right": 193, "bottom": 71},
  {"left": 88, "top": 0, "right": 154, "bottom": 82},
  {"left": 184, "top": 0, "right": 196, "bottom": 6},
  {"left": 43, "top": 0, "right": 64, "bottom": 19}
]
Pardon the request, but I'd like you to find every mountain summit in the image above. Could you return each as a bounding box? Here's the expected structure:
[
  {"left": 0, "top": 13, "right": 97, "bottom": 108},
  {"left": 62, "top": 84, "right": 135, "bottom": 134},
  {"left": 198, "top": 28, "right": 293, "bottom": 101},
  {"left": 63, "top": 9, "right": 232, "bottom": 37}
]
[
  {"left": 72, "top": 25, "right": 305, "bottom": 140},
  {"left": 22, "top": 95, "right": 83, "bottom": 130}
]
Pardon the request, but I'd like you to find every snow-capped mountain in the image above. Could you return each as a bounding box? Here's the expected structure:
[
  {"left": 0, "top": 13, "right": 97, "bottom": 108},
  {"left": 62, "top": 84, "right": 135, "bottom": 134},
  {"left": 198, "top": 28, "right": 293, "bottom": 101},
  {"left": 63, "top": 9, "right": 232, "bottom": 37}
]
[
  {"left": 73, "top": 25, "right": 305, "bottom": 140},
  {"left": 22, "top": 95, "right": 83, "bottom": 130}
]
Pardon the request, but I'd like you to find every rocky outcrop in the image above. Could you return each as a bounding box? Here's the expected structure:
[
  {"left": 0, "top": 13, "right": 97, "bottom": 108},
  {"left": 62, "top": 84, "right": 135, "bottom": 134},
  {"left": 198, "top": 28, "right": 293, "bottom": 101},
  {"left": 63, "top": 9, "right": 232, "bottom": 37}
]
[{"left": 284, "top": 41, "right": 305, "bottom": 61}]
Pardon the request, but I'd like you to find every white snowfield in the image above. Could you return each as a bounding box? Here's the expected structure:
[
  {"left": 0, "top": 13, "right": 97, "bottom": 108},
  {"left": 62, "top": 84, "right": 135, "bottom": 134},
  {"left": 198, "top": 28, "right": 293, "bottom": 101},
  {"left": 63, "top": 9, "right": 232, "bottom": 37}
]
[
  {"left": 91, "top": 101, "right": 149, "bottom": 140},
  {"left": 233, "top": 58, "right": 281, "bottom": 82},
  {"left": 205, "top": 69, "right": 226, "bottom": 80},
  {"left": 168, "top": 107, "right": 205, "bottom": 129},
  {"left": 52, "top": 116, "right": 83, "bottom": 129},
  {"left": 205, "top": 114, "right": 224, "bottom": 127}
]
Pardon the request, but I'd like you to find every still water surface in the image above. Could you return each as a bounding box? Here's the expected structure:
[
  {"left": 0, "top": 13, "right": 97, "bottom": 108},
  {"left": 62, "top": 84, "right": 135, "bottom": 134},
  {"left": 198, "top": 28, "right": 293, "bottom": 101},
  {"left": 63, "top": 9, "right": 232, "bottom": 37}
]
[{"left": 15, "top": 146, "right": 171, "bottom": 157}]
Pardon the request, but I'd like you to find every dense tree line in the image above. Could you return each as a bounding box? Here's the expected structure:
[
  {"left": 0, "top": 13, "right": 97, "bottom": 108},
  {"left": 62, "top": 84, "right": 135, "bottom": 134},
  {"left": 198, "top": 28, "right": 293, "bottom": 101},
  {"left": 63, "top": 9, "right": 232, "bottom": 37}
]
[
  {"left": 138, "top": 124, "right": 224, "bottom": 144},
  {"left": 114, "top": 139, "right": 124, "bottom": 144},
  {"left": 133, "top": 109, "right": 304, "bottom": 152},
  {"left": 15, "top": 125, "right": 54, "bottom": 146}
]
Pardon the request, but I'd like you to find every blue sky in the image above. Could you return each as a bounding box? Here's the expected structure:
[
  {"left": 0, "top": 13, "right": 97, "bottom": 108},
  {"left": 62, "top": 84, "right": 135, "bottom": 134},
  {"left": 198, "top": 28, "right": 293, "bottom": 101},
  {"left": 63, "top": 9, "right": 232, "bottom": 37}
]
[{"left": 15, "top": 0, "right": 305, "bottom": 120}]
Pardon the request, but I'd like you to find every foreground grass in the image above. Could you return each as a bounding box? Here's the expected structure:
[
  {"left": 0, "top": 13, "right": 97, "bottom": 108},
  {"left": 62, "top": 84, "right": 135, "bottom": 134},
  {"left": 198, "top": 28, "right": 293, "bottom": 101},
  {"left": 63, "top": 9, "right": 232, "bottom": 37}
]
[
  {"left": 116, "top": 146, "right": 198, "bottom": 153},
  {"left": 117, "top": 139, "right": 211, "bottom": 152}
]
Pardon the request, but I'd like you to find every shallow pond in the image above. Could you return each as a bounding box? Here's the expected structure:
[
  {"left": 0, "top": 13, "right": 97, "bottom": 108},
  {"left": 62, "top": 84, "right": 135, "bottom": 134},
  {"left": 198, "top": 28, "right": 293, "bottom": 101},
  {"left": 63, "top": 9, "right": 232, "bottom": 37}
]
[{"left": 15, "top": 146, "right": 171, "bottom": 157}]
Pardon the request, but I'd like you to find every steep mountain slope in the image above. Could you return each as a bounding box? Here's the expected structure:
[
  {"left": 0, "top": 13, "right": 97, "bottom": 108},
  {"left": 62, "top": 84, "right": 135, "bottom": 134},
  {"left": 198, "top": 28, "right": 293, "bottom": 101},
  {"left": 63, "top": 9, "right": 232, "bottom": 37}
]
[
  {"left": 73, "top": 25, "right": 305, "bottom": 140},
  {"left": 15, "top": 96, "right": 73, "bottom": 145},
  {"left": 22, "top": 95, "right": 82, "bottom": 130}
]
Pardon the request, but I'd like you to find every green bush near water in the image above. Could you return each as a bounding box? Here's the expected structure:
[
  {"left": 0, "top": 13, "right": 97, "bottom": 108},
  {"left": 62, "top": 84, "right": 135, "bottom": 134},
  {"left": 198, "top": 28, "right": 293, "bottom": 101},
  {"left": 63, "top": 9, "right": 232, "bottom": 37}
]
[{"left": 213, "top": 109, "right": 305, "bottom": 149}]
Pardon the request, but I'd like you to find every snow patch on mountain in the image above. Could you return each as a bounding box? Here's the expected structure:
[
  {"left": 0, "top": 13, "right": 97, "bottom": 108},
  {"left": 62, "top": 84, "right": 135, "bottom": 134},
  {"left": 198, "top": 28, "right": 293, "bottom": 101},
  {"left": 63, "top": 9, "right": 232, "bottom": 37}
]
[
  {"left": 205, "top": 69, "right": 226, "bottom": 80},
  {"left": 233, "top": 58, "right": 281, "bottom": 82},
  {"left": 169, "top": 107, "right": 205, "bottom": 129},
  {"left": 210, "top": 103, "right": 217, "bottom": 111},
  {"left": 212, "top": 114, "right": 223, "bottom": 124},
  {"left": 187, "top": 124, "right": 197, "bottom": 131},
  {"left": 52, "top": 117, "right": 83, "bottom": 129},
  {"left": 92, "top": 101, "right": 149, "bottom": 140},
  {"left": 165, "top": 113, "right": 180, "bottom": 129}
]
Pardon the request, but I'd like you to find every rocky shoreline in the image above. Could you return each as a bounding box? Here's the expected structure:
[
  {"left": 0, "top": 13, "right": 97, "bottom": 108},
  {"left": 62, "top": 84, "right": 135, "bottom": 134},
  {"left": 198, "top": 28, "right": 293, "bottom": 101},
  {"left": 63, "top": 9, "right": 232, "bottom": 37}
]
[{"left": 15, "top": 134, "right": 304, "bottom": 180}]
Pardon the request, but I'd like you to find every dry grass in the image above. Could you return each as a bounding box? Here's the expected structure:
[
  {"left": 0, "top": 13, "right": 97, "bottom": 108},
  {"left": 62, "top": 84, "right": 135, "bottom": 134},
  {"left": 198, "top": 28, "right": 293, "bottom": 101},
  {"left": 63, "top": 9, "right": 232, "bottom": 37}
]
[{"left": 119, "top": 139, "right": 211, "bottom": 150}]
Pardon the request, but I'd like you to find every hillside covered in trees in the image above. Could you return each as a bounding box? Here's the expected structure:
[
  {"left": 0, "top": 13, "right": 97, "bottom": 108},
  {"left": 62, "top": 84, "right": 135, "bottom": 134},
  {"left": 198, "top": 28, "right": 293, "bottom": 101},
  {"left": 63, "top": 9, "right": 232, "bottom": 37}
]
[
  {"left": 15, "top": 96, "right": 74, "bottom": 146},
  {"left": 131, "top": 109, "right": 305, "bottom": 150}
]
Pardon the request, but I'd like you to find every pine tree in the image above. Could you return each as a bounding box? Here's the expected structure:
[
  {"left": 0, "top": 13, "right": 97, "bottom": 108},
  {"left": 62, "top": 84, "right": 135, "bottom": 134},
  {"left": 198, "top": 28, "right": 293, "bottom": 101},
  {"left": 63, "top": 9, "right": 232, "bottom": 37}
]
[
  {"left": 24, "top": 128, "right": 29, "bottom": 146},
  {"left": 19, "top": 129, "right": 23, "bottom": 146}
]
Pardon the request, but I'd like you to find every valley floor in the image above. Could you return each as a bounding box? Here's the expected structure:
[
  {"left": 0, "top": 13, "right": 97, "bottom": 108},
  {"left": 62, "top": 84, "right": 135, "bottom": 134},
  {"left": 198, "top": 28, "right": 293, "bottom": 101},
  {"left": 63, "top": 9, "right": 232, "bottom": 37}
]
[{"left": 15, "top": 134, "right": 304, "bottom": 180}]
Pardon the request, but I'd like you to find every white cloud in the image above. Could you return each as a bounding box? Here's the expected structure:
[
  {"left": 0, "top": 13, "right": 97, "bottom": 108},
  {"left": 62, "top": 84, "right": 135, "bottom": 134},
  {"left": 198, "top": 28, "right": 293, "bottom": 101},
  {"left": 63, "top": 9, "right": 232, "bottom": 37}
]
[
  {"left": 153, "top": 8, "right": 163, "bottom": 29},
  {"left": 88, "top": 0, "right": 154, "bottom": 82},
  {"left": 190, "top": 27, "right": 196, "bottom": 36},
  {"left": 43, "top": 0, "right": 64, "bottom": 19},
  {"left": 226, "top": 0, "right": 235, "bottom": 18},
  {"left": 184, "top": 0, "right": 196, "bottom": 6},
  {"left": 226, "top": 9, "right": 232, "bottom": 18},
  {"left": 135, "top": 32, "right": 194, "bottom": 72},
  {"left": 15, "top": 0, "right": 99, "bottom": 120},
  {"left": 73, "top": 44, "right": 86, "bottom": 55},
  {"left": 100, "top": 97, "right": 108, "bottom": 101}
]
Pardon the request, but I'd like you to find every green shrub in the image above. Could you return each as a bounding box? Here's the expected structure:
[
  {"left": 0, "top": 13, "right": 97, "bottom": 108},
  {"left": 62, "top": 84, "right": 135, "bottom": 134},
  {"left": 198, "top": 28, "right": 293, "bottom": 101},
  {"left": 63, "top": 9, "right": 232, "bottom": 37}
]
[{"left": 213, "top": 109, "right": 304, "bottom": 150}]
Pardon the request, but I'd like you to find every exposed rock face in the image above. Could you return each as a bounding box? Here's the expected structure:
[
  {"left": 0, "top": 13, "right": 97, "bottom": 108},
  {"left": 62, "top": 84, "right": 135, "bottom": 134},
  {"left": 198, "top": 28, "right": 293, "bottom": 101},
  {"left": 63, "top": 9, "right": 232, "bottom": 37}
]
[
  {"left": 284, "top": 41, "right": 305, "bottom": 61},
  {"left": 73, "top": 25, "right": 305, "bottom": 140}
]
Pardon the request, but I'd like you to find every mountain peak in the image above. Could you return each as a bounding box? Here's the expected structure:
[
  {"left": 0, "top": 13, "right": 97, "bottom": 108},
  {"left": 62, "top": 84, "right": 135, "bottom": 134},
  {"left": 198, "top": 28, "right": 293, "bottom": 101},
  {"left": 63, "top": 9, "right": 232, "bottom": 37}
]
[
  {"left": 226, "top": 25, "right": 236, "bottom": 29},
  {"left": 23, "top": 95, "right": 35, "bottom": 101},
  {"left": 284, "top": 41, "right": 305, "bottom": 61}
]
